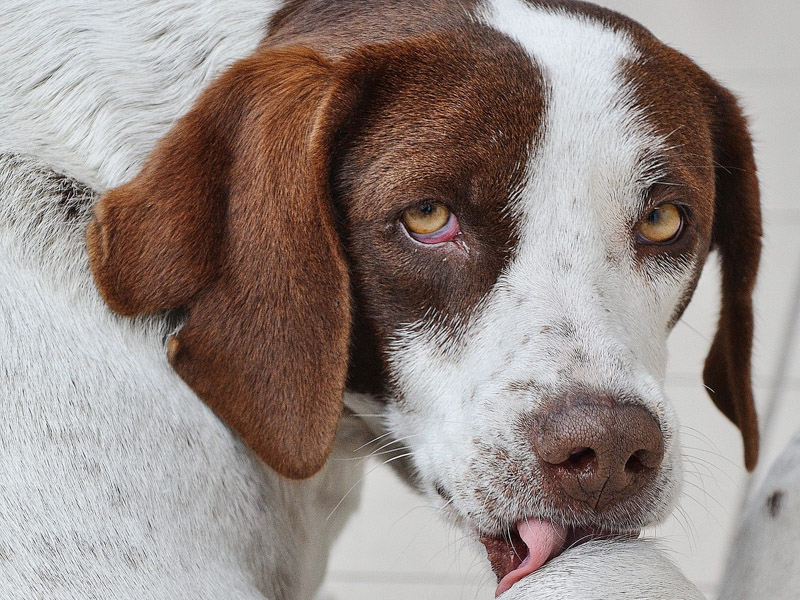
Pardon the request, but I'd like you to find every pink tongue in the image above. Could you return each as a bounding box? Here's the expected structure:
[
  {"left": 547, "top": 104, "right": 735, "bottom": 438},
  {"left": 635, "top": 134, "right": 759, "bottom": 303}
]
[{"left": 495, "top": 520, "right": 568, "bottom": 597}]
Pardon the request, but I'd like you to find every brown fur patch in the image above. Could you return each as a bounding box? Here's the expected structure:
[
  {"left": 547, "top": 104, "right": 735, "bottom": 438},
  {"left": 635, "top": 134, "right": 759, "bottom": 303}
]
[
  {"left": 699, "top": 79, "right": 762, "bottom": 471},
  {"left": 330, "top": 29, "right": 544, "bottom": 395},
  {"left": 88, "top": 48, "right": 352, "bottom": 479},
  {"left": 267, "top": 0, "right": 480, "bottom": 58}
]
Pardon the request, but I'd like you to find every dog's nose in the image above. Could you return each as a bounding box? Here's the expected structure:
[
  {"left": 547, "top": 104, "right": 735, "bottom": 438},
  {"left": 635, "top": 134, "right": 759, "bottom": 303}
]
[{"left": 531, "top": 397, "right": 664, "bottom": 510}]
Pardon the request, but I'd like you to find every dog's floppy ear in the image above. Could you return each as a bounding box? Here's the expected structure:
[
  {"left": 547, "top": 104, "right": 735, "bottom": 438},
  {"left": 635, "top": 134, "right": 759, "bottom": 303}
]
[
  {"left": 87, "top": 47, "right": 353, "bottom": 479},
  {"left": 701, "top": 81, "right": 762, "bottom": 471}
]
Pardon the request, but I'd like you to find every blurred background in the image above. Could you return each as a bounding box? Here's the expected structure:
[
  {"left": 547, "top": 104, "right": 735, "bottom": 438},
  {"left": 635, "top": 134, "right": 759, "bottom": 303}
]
[{"left": 321, "top": 2, "right": 800, "bottom": 598}]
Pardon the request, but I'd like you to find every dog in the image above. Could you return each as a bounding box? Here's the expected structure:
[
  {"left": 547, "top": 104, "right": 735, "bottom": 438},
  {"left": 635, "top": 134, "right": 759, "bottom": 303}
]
[
  {"left": 0, "top": 1, "right": 761, "bottom": 598},
  {"left": 719, "top": 431, "right": 800, "bottom": 600}
]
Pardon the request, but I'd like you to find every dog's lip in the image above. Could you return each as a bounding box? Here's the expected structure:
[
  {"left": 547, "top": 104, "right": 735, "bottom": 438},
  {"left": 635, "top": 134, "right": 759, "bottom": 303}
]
[{"left": 479, "top": 520, "right": 640, "bottom": 597}]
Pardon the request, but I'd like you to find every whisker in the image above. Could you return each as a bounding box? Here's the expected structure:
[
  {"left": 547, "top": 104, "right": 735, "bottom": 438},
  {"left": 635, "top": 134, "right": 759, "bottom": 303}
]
[
  {"left": 325, "top": 452, "right": 415, "bottom": 522},
  {"left": 674, "top": 318, "right": 710, "bottom": 341},
  {"left": 346, "top": 413, "right": 386, "bottom": 418},
  {"left": 353, "top": 430, "right": 394, "bottom": 452}
]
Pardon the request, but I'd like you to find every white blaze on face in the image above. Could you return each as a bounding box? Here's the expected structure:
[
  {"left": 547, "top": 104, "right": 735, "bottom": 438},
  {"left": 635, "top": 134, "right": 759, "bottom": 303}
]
[{"left": 384, "top": 1, "right": 696, "bottom": 528}]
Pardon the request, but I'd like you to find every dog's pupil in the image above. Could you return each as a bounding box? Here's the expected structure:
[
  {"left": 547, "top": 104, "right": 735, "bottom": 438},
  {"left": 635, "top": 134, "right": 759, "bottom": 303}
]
[{"left": 649, "top": 208, "right": 662, "bottom": 224}]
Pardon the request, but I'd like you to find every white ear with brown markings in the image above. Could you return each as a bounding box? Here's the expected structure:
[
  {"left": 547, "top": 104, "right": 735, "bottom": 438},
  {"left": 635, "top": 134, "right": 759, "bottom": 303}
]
[
  {"left": 87, "top": 47, "right": 352, "bottom": 479},
  {"left": 701, "top": 80, "right": 762, "bottom": 472}
]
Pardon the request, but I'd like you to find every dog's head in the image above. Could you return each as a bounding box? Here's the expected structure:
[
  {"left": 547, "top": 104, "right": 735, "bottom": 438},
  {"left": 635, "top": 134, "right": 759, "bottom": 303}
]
[{"left": 87, "top": 0, "right": 760, "bottom": 587}]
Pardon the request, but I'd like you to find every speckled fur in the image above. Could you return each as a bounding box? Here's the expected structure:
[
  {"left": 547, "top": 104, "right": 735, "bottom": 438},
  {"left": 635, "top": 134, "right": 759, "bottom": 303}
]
[
  {"left": 0, "top": 152, "right": 368, "bottom": 599},
  {"left": 720, "top": 432, "right": 800, "bottom": 600},
  {"left": 0, "top": 2, "right": 366, "bottom": 598}
]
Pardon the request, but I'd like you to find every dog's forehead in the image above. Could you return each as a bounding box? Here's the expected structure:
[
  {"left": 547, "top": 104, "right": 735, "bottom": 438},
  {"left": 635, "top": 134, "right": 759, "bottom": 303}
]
[
  {"left": 340, "top": 1, "right": 712, "bottom": 218},
  {"left": 485, "top": 1, "right": 667, "bottom": 218},
  {"left": 338, "top": 0, "right": 717, "bottom": 346}
]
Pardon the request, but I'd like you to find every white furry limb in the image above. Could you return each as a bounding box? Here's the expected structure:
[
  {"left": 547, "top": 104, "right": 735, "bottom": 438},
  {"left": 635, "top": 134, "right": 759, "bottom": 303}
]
[
  {"left": 719, "top": 432, "right": 800, "bottom": 600},
  {"left": 499, "top": 539, "right": 704, "bottom": 600}
]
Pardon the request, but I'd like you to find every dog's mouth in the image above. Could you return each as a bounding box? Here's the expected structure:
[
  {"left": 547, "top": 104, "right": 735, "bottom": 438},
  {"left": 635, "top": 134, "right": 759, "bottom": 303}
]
[{"left": 479, "top": 520, "right": 640, "bottom": 597}]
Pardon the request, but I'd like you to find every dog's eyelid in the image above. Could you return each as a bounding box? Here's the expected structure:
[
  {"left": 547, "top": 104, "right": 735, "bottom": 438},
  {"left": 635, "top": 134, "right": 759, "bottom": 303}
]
[
  {"left": 401, "top": 207, "right": 462, "bottom": 245},
  {"left": 636, "top": 183, "right": 694, "bottom": 225},
  {"left": 640, "top": 174, "right": 696, "bottom": 202},
  {"left": 644, "top": 199, "right": 692, "bottom": 219}
]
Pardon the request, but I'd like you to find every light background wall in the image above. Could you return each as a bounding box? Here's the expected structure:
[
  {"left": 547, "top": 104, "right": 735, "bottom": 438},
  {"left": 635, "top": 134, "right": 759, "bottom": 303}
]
[{"left": 321, "top": 3, "right": 800, "bottom": 598}]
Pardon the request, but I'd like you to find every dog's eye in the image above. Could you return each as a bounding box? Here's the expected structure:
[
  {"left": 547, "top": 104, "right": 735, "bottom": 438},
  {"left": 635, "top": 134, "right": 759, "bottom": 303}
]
[
  {"left": 401, "top": 202, "right": 460, "bottom": 244},
  {"left": 637, "top": 203, "right": 684, "bottom": 244}
]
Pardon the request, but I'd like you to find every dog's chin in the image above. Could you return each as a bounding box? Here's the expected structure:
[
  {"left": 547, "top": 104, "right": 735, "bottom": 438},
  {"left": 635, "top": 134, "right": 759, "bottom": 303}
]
[{"left": 479, "top": 520, "right": 640, "bottom": 597}]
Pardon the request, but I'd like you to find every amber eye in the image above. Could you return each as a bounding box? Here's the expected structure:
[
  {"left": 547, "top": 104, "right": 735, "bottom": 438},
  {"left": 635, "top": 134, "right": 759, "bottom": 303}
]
[
  {"left": 637, "top": 203, "right": 684, "bottom": 244},
  {"left": 402, "top": 202, "right": 452, "bottom": 235}
]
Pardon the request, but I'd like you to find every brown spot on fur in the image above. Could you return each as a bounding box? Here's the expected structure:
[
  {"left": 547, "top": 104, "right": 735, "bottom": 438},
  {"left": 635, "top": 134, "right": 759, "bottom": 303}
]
[
  {"left": 766, "top": 490, "right": 784, "bottom": 518},
  {"left": 166, "top": 336, "right": 180, "bottom": 363},
  {"left": 267, "top": 0, "right": 480, "bottom": 58}
]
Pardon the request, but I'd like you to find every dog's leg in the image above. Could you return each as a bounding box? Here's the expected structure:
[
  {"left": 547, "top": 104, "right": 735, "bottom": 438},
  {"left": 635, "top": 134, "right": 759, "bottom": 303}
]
[
  {"left": 498, "top": 539, "right": 704, "bottom": 600},
  {"left": 719, "top": 432, "right": 800, "bottom": 600}
]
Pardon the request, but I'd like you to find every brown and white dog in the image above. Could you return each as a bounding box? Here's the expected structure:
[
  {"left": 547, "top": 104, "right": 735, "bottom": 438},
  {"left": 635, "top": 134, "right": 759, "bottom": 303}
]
[{"left": 0, "top": 1, "right": 760, "bottom": 598}]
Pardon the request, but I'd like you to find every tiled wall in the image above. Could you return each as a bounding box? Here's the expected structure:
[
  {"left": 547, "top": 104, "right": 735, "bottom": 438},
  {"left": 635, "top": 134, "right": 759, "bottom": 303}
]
[{"left": 321, "top": 3, "right": 800, "bottom": 598}]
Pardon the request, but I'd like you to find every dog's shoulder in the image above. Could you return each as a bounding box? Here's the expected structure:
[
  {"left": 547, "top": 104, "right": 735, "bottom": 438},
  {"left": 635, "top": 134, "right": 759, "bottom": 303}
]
[{"left": 0, "top": 153, "right": 366, "bottom": 599}]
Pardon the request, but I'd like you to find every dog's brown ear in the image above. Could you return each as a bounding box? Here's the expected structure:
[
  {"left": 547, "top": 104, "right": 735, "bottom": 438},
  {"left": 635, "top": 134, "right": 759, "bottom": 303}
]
[
  {"left": 87, "top": 48, "right": 352, "bottom": 479},
  {"left": 701, "top": 81, "right": 763, "bottom": 471}
]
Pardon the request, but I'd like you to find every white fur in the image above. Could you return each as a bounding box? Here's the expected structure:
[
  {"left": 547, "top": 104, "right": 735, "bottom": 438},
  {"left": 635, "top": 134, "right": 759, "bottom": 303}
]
[
  {"left": 0, "top": 2, "right": 368, "bottom": 598},
  {"left": 500, "top": 539, "right": 704, "bottom": 600},
  {"left": 0, "top": 1, "right": 711, "bottom": 598},
  {"left": 719, "top": 432, "right": 800, "bottom": 600},
  {"left": 0, "top": 154, "right": 366, "bottom": 599},
  {"left": 0, "top": 0, "right": 280, "bottom": 190}
]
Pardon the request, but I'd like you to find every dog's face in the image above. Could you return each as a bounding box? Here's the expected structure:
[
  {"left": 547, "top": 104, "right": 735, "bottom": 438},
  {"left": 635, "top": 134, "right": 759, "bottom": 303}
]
[{"left": 86, "top": 0, "right": 761, "bottom": 587}]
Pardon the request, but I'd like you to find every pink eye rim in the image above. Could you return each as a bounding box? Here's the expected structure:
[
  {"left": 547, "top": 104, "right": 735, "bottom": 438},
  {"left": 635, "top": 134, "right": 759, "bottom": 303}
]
[{"left": 403, "top": 210, "right": 461, "bottom": 245}]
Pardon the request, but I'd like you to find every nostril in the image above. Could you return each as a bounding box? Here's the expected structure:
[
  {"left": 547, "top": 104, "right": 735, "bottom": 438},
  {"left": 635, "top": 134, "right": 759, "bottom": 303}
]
[
  {"left": 625, "top": 448, "right": 661, "bottom": 473},
  {"left": 531, "top": 394, "right": 666, "bottom": 509},
  {"left": 564, "top": 447, "right": 596, "bottom": 470},
  {"left": 625, "top": 450, "right": 648, "bottom": 474}
]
